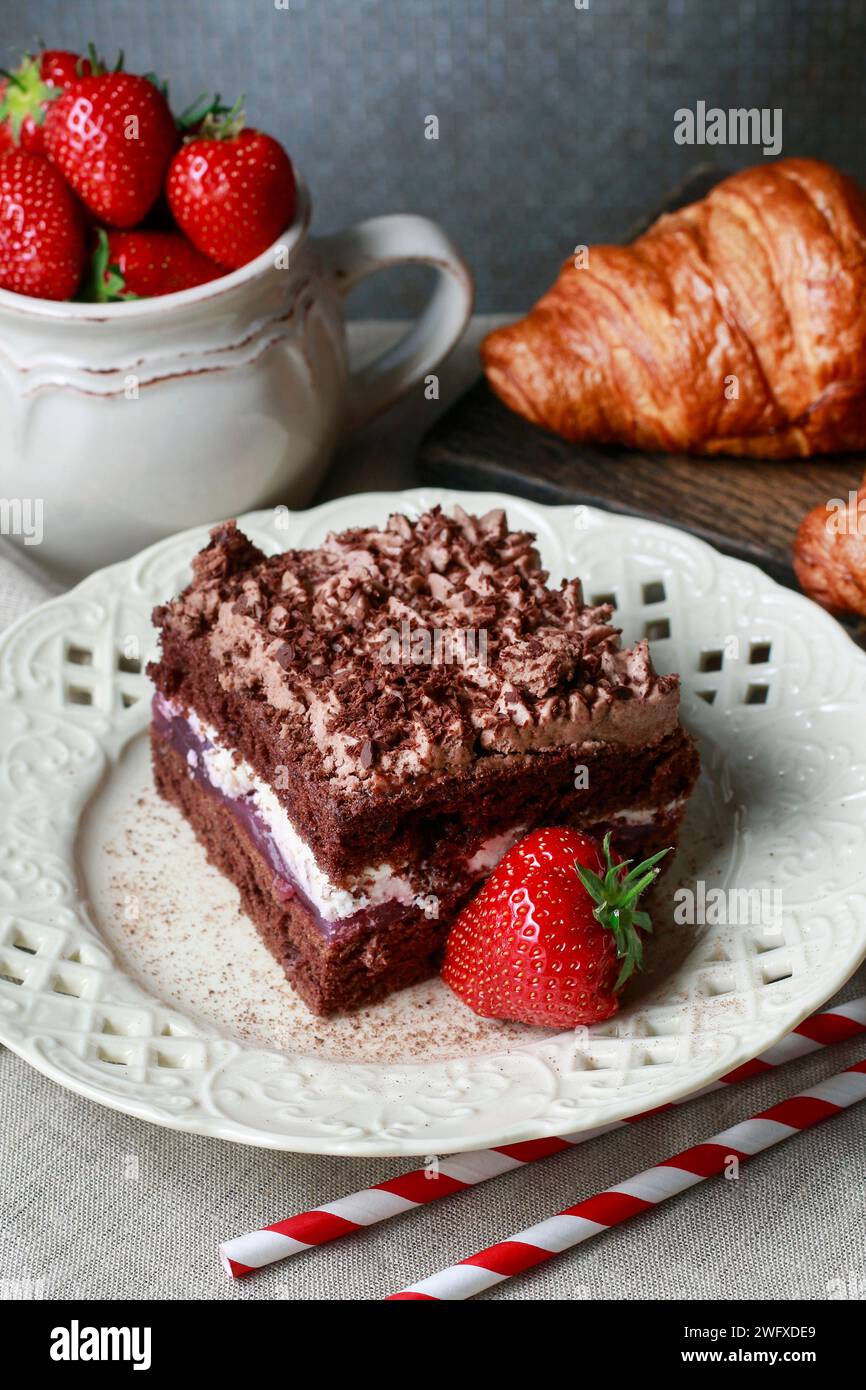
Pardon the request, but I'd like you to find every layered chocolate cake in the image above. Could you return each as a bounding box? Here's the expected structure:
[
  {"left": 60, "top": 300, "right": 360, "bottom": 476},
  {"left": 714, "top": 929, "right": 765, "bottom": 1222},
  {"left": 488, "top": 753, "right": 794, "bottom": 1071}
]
[{"left": 148, "top": 506, "right": 699, "bottom": 1015}]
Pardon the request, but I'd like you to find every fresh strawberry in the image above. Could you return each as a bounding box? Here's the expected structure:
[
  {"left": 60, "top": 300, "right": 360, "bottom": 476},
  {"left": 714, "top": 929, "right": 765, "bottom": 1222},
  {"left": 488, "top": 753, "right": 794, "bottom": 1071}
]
[
  {"left": 166, "top": 103, "right": 296, "bottom": 269},
  {"left": 0, "top": 49, "right": 92, "bottom": 155},
  {"left": 84, "top": 228, "right": 222, "bottom": 300},
  {"left": 43, "top": 71, "right": 178, "bottom": 227},
  {"left": 0, "top": 150, "right": 85, "bottom": 299},
  {"left": 442, "top": 828, "right": 670, "bottom": 1029}
]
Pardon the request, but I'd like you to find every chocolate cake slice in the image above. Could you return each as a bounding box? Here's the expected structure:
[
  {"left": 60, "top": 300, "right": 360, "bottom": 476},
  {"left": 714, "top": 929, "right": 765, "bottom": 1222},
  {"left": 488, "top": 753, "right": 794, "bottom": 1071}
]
[{"left": 148, "top": 506, "right": 699, "bottom": 1015}]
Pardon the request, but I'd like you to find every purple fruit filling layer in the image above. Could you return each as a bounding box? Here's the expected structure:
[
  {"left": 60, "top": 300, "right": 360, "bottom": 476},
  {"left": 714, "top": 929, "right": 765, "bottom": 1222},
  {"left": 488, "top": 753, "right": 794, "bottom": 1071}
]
[{"left": 152, "top": 696, "right": 419, "bottom": 944}]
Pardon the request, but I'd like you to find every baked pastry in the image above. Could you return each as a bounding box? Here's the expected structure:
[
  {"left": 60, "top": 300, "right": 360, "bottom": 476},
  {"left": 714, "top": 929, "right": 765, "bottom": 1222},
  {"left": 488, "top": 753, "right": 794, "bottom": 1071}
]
[
  {"left": 148, "top": 507, "right": 699, "bottom": 1015},
  {"left": 794, "top": 477, "right": 866, "bottom": 616},
  {"left": 482, "top": 158, "right": 866, "bottom": 459}
]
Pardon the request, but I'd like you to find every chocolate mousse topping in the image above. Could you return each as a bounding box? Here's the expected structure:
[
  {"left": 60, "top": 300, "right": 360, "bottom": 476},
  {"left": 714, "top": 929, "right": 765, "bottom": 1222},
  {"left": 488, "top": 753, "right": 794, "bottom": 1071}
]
[{"left": 153, "top": 507, "right": 680, "bottom": 792}]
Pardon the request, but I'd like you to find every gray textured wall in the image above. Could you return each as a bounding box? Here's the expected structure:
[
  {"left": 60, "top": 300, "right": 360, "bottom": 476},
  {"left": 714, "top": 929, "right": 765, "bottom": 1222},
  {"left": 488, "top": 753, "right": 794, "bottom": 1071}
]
[{"left": 2, "top": 0, "right": 863, "bottom": 314}]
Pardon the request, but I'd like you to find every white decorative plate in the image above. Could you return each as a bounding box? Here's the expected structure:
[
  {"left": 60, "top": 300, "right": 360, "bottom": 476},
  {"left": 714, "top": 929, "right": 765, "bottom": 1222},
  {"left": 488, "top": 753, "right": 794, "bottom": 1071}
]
[{"left": 1, "top": 489, "right": 865, "bottom": 1156}]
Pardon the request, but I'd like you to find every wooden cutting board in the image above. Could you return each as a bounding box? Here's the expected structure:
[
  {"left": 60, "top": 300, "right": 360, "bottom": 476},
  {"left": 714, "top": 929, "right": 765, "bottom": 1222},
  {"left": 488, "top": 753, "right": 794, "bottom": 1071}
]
[
  {"left": 417, "top": 167, "right": 863, "bottom": 590},
  {"left": 417, "top": 379, "right": 861, "bottom": 587}
]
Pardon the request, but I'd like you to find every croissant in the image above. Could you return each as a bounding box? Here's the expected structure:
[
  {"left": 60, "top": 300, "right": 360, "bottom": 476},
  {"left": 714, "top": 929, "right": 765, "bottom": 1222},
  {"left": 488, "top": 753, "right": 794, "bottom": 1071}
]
[
  {"left": 482, "top": 159, "right": 866, "bottom": 459},
  {"left": 793, "top": 478, "right": 866, "bottom": 616}
]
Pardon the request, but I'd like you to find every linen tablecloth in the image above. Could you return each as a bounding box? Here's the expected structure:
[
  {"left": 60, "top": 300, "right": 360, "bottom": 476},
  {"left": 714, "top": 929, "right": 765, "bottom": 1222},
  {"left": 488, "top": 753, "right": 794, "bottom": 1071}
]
[{"left": 1, "top": 320, "right": 864, "bottom": 1301}]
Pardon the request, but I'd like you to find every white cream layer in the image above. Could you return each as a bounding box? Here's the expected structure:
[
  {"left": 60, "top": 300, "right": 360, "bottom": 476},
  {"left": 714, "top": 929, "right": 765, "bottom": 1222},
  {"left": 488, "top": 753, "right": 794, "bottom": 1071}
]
[
  {"left": 162, "top": 700, "right": 679, "bottom": 923},
  {"left": 606, "top": 797, "right": 687, "bottom": 828},
  {"left": 171, "top": 701, "right": 433, "bottom": 921},
  {"left": 168, "top": 699, "right": 523, "bottom": 924}
]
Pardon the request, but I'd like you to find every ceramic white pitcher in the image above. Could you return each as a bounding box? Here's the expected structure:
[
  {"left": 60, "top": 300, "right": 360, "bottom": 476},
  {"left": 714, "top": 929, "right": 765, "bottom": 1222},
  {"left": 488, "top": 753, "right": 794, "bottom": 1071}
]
[{"left": 0, "top": 178, "right": 473, "bottom": 578}]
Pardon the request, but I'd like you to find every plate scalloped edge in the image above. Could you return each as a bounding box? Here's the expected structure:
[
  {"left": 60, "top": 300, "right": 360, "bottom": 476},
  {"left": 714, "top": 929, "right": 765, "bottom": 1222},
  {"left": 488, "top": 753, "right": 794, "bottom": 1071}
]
[{"left": 0, "top": 486, "right": 865, "bottom": 1156}]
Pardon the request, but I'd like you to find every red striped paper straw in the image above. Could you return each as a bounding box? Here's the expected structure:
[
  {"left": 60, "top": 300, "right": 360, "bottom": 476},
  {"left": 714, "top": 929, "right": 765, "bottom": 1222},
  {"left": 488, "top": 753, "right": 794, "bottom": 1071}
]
[
  {"left": 388, "top": 1055, "right": 866, "bottom": 1299},
  {"left": 219, "top": 996, "right": 866, "bottom": 1278}
]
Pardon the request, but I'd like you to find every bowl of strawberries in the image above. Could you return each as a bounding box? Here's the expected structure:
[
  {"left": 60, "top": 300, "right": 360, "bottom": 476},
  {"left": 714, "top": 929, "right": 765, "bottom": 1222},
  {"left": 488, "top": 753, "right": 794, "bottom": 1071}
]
[{"left": 0, "top": 47, "right": 473, "bottom": 578}]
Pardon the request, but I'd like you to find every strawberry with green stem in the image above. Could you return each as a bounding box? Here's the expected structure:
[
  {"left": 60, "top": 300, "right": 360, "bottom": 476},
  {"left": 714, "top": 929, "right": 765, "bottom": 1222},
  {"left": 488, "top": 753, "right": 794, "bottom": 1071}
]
[
  {"left": 442, "top": 827, "right": 671, "bottom": 1029},
  {"left": 166, "top": 98, "right": 296, "bottom": 269},
  {"left": 0, "top": 48, "right": 94, "bottom": 155},
  {"left": 84, "top": 227, "right": 222, "bottom": 301}
]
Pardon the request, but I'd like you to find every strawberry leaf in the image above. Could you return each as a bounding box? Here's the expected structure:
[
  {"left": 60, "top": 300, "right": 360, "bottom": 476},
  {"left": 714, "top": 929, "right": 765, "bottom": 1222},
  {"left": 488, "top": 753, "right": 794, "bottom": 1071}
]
[
  {"left": 81, "top": 230, "right": 136, "bottom": 303},
  {"left": 574, "top": 832, "right": 671, "bottom": 990},
  {"left": 573, "top": 862, "right": 607, "bottom": 905},
  {"left": 82, "top": 42, "right": 117, "bottom": 77},
  {"left": 0, "top": 53, "right": 60, "bottom": 139},
  {"left": 195, "top": 94, "right": 246, "bottom": 142},
  {"left": 176, "top": 91, "right": 234, "bottom": 132}
]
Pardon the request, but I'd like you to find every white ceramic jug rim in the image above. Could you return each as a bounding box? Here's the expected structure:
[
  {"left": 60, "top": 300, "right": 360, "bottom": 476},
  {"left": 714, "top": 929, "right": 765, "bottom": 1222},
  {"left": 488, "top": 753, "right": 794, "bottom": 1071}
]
[{"left": 0, "top": 176, "right": 312, "bottom": 322}]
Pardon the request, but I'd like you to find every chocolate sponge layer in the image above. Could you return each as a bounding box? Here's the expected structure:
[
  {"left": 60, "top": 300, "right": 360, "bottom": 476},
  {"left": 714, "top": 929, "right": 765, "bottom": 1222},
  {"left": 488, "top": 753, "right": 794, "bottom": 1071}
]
[
  {"left": 151, "top": 732, "right": 459, "bottom": 1015},
  {"left": 151, "top": 620, "right": 699, "bottom": 883},
  {"left": 151, "top": 720, "right": 696, "bottom": 1016}
]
